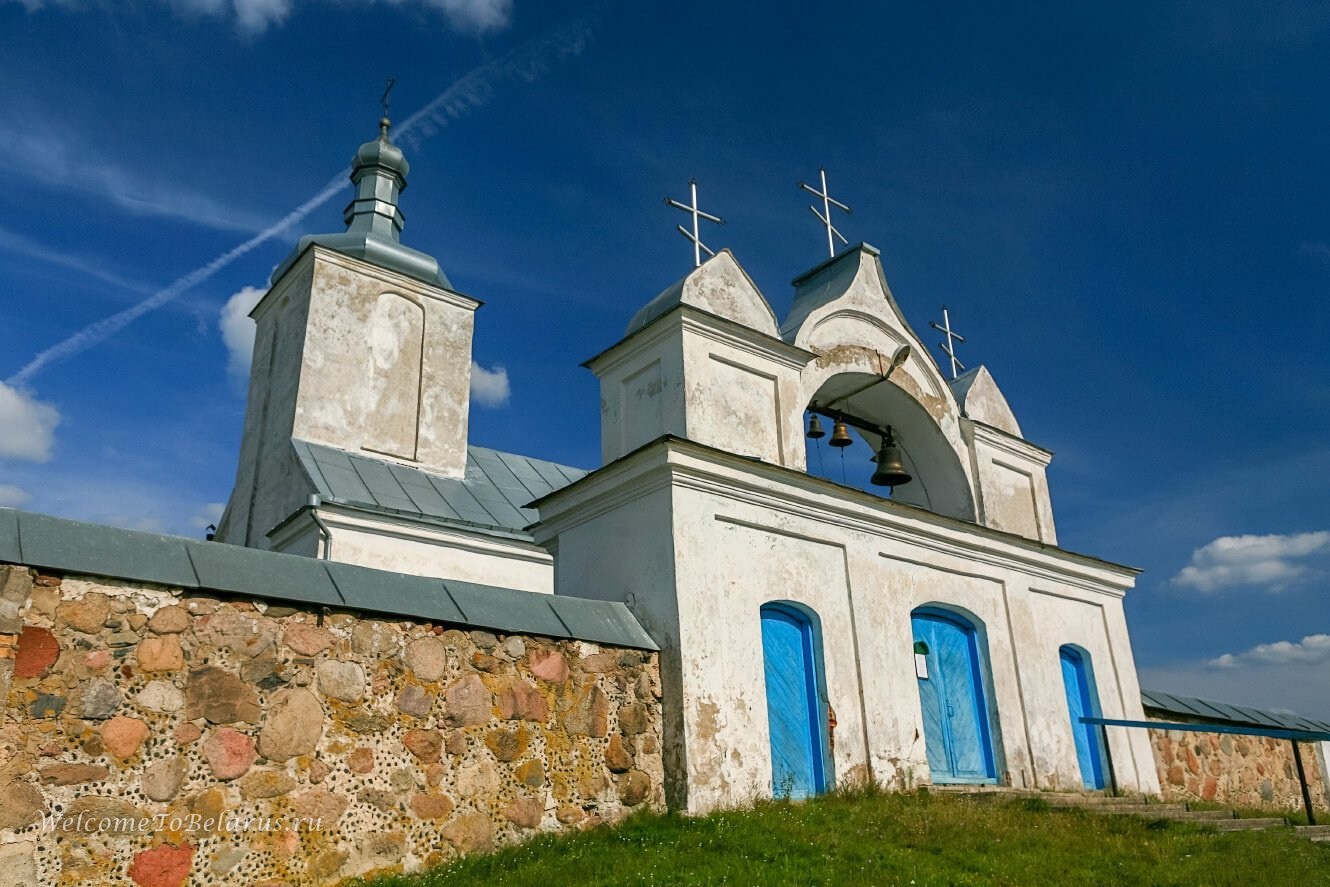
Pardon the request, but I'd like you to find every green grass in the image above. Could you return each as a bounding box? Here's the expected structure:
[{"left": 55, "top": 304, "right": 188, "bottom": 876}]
[{"left": 359, "top": 788, "right": 1330, "bottom": 887}]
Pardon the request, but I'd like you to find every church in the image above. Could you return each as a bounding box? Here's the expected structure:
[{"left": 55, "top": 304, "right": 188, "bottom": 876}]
[{"left": 213, "top": 115, "right": 1161, "bottom": 813}]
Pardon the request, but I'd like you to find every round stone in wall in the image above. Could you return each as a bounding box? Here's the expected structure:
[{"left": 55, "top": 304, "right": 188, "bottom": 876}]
[
  {"left": 258, "top": 688, "right": 324, "bottom": 762},
  {"left": 404, "top": 637, "right": 448, "bottom": 682}
]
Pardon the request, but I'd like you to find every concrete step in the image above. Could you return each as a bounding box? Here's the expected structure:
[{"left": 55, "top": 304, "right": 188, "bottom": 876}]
[
  {"left": 1294, "top": 825, "right": 1330, "bottom": 837},
  {"left": 1210, "top": 818, "right": 1286, "bottom": 832},
  {"left": 1049, "top": 802, "right": 1188, "bottom": 814},
  {"left": 1071, "top": 806, "right": 1234, "bottom": 821},
  {"left": 1144, "top": 810, "right": 1235, "bottom": 822},
  {"left": 1310, "top": 836, "right": 1330, "bottom": 843},
  {"left": 1046, "top": 797, "right": 1160, "bottom": 808},
  {"left": 928, "top": 786, "right": 1151, "bottom": 806}
]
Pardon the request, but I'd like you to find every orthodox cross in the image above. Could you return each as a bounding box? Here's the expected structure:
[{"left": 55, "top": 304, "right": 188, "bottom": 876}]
[
  {"left": 929, "top": 306, "right": 966, "bottom": 379},
  {"left": 799, "top": 167, "right": 852, "bottom": 258},
  {"left": 381, "top": 77, "right": 396, "bottom": 118},
  {"left": 664, "top": 179, "right": 724, "bottom": 268}
]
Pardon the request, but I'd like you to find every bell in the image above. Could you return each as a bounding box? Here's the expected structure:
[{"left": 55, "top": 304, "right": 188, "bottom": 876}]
[
  {"left": 870, "top": 432, "right": 911, "bottom": 487},
  {"left": 828, "top": 419, "right": 853, "bottom": 448},
  {"left": 806, "top": 414, "right": 825, "bottom": 439}
]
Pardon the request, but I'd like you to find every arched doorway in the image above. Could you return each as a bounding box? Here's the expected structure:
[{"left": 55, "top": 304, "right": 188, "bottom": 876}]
[
  {"left": 760, "top": 603, "right": 829, "bottom": 799},
  {"left": 1059, "top": 645, "right": 1107, "bottom": 790},
  {"left": 911, "top": 608, "right": 997, "bottom": 784}
]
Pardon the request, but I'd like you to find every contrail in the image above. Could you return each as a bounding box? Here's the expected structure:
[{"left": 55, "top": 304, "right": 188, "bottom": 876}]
[{"left": 6, "top": 17, "right": 594, "bottom": 388}]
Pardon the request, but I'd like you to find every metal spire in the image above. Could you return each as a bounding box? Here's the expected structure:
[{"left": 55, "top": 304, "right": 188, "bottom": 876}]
[
  {"left": 664, "top": 179, "right": 724, "bottom": 268},
  {"left": 929, "top": 306, "right": 966, "bottom": 380},
  {"left": 799, "top": 167, "right": 852, "bottom": 258},
  {"left": 377, "top": 77, "right": 396, "bottom": 140}
]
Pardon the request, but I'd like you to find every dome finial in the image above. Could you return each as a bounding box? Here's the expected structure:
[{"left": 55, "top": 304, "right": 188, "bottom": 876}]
[{"left": 379, "top": 76, "right": 395, "bottom": 142}]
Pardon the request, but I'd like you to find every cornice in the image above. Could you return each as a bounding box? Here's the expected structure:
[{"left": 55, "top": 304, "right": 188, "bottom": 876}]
[
  {"left": 584, "top": 304, "right": 815, "bottom": 376},
  {"left": 968, "top": 419, "right": 1054, "bottom": 464},
  {"left": 533, "top": 436, "right": 1138, "bottom": 594}
]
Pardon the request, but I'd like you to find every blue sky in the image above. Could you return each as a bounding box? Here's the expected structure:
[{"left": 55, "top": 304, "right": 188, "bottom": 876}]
[{"left": 1, "top": 1, "right": 1328, "bottom": 719}]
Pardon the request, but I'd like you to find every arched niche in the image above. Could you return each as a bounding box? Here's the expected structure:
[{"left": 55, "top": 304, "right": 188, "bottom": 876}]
[
  {"left": 364, "top": 291, "right": 425, "bottom": 460},
  {"left": 805, "top": 370, "right": 976, "bottom": 522}
]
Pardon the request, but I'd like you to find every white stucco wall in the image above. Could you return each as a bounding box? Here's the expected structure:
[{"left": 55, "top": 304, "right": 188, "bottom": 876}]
[
  {"left": 219, "top": 246, "right": 480, "bottom": 550},
  {"left": 291, "top": 248, "right": 478, "bottom": 478},
  {"left": 590, "top": 305, "right": 812, "bottom": 469},
  {"left": 966, "top": 421, "right": 1058, "bottom": 544},
  {"left": 535, "top": 439, "right": 1160, "bottom": 814},
  {"left": 269, "top": 506, "right": 556, "bottom": 595}
]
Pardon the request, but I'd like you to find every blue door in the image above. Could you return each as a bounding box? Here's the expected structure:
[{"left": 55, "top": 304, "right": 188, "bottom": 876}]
[
  {"left": 912, "top": 611, "right": 997, "bottom": 784},
  {"left": 761, "top": 605, "right": 827, "bottom": 799},
  {"left": 1060, "top": 646, "right": 1106, "bottom": 790}
]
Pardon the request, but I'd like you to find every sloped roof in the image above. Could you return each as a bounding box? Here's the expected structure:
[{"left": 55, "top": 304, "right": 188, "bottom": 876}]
[
  {"left": 1142, "top": 688, "right": 1330, "bottom": 734},
  {"left": 624, "top": 249, "right": 779, "bottom": 337},
  {"left": 293, "top": 440, "right": 587, "bottom": 540},
  {"left": 0, "top": 508, "right": 655, "bottom": 649}
]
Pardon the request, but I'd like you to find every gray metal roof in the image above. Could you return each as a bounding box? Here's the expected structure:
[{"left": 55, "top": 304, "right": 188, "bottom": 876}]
[
  {"left": 1141, "top": 688, "right": 1330, "bottom": 734},
  {"left": 0, "top": 508, "right": 655, "bottom": 650},
  {"left": 293, "top": 440, "right": 587, "bottom": 540}
]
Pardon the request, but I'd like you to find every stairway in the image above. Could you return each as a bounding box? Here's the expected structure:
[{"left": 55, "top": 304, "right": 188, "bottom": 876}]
[
  {"left": 1295, "top": 825, "right": 1330, "bottom": 844},
  {"left": 924, "top": 785, "right": 1312, "bottom": 837}
]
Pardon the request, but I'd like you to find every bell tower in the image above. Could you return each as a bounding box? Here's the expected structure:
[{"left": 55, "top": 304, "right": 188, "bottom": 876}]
[{"left": 217, "top": 115, "right": 480, "bottom": 548}]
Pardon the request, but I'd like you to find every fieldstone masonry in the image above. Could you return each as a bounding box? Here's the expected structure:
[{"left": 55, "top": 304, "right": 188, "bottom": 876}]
[
  {"left": 0, "top": 564, "right": 664, "bottom": 886},
  {"left": 1149, "top": 726, "right": 1328, "bottom": 812}
]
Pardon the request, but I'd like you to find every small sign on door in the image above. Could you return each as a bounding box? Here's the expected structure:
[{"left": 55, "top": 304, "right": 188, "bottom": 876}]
[
  {"left": 915, "top": 653, "right": 929, "bottom": 679},
  {"left": 913, "top": 640, "right": 930, "bottom": 679}
]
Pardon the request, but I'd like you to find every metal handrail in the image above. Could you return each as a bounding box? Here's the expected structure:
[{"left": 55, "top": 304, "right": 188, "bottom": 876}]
[{"left": 1081, "top": 716, "right": 1328, "bottom": 825}]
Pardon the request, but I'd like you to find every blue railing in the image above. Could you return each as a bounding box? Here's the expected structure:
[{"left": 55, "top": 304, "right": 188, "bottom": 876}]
[{"left": 1081, "top": 716, "right": 1329, "bottom": 826}]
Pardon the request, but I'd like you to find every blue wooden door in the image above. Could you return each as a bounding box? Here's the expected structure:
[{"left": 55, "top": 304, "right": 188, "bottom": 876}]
[
  {"left": 1060, "top": 647, "right": 1105, "bottom": 790},
  {"left": 761, "top": 605, "right": 826, "bottom": 799},
  {"left": 912, "top": 611, "right": 996, "bottom": 784}
]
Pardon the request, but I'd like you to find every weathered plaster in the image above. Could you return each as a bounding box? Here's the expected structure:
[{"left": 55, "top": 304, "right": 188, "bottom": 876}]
[{"left": 534, "top": 439, "right": 1159, "bottom": 814}]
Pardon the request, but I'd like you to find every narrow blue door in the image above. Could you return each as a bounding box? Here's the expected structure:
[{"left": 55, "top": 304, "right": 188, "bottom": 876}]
[
  {"left": 912, "top": 611, "right": 997, "bottom": 784},
  {"left": 761, "top": 605, "right": 826, "bottom": 799},
  {"left": 1060, "top": 647, "right": 1105, "bottom": 790}
]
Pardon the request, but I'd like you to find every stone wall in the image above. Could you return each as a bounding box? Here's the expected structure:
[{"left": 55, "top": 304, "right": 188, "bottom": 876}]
[
  {"left": 1149, "top": 725, "right": 1328, "bottom": 812},
  {"left": 0, "top": 564, "right": 664, "bottom": 886}
]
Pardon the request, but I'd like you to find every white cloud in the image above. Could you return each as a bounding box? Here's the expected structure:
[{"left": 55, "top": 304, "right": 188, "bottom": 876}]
[
  {"left": 470, "top": 361, "right": 510, "bottom": 407},
  {"left": 191, "top": 502, "right": 226, "bottom": 529},
  {"left": 220, "top": 285, "right": 266, "bottom": 378},
  {"left": 0, "top": 484, "right": 31, "bottom": 507},
  {"left": 1170, "top": 531, "right": 1330, "bottom": 592},
  {"left": 1139, "top": 655, "right": 1330, "bottom": 722},
  {"left": 0, "top": 120, "right": 269, "bottom": 232},
  {"left": 424, "top": 0, "right": 512, "bottom": 33},
  {"left": 8, "top": 0, "right": 512, "bottom": 33},
  {"left": 0, "top": 225, "right": 158, "bottom": 296},
  {"left": 0, "top": 382, "right": 61, "bottom": 462},
  {"left": 1208, "top": 634, "right": 1330, "bottom": 669},
  {"left": 7, "top": 26, "right": 591, "bottom": 385}
]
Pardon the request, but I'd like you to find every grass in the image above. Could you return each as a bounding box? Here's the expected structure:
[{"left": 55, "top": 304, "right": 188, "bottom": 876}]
[{"left": 359, "top": 788, "right": 1330, "bottom": 887}]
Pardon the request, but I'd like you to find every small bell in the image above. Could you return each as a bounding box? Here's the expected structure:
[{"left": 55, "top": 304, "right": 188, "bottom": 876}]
[
  {"left": 806, "top": 414, "right": 825, "bottom": 439},
  {"left": 828, "top": 419, "right": 853, "bottom": 448},
  {"left": 870, "top": 429, "right": 911, "bottom": 487}
]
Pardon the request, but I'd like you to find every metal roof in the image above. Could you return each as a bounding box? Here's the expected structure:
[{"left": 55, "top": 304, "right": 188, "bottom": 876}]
[
  {"left": 293, "top": 440, "right": 587, "bottom": 540},
  {"left": 0, "top": 508, "right": 655, "bottom": 650},
  {"left": 1141, "top": 688, "right": 1330, "bottom": 735}
]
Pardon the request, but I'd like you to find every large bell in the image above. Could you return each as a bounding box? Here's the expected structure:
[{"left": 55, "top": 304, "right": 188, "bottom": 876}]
[
  {"left": 806, "top": 414, "right": 825, "bottom": 439},
  {"left": 828, "top": 419, "right": 853, "bottom": 448},
  {"left": 870, "top": 432, "right": 911, "bottom": 487}
]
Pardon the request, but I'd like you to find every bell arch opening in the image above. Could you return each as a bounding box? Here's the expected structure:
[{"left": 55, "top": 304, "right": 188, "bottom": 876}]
[{"left": 803, "top": 371, "right": 976, "bottom": 521}]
